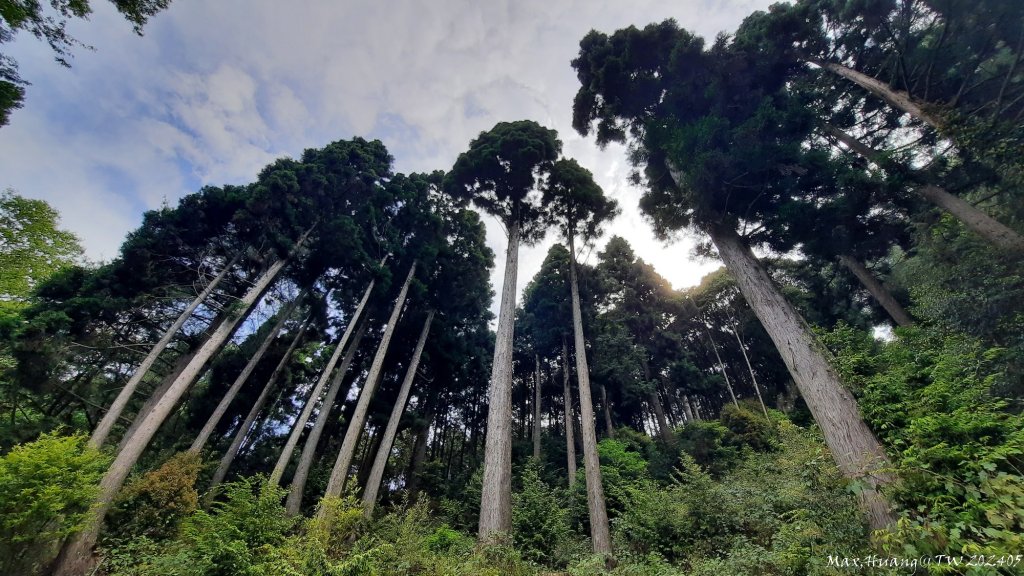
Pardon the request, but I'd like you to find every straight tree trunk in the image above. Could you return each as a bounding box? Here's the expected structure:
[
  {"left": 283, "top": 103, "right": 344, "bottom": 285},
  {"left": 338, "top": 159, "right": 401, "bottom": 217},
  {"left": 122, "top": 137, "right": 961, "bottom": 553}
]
[
  {"left": 706, "top": 331, "right": 739, "bottom": 408},
  {"left": 838, "top": 255, "right": 914, "bottom": 327},
  {"left": 284, "top": 320, "right": 368, "bottom": 514},
  {"left": 269, "top": 268, "right": 381, "bottom": 485},
  {"left": 533, "top": 353, "right": 542, "bottom": 460},
  {"left": 642, "top": 357, "right": 672, "bottom": 443},
  {"left": 90, "top": 254, "right": 239, "bottom": 448},
  {"left": 731, "top": 326, "right": 770, "bottom": 419},
  {"left": 705, "top": 219, "right": 895, "bottom": 530},
  {"left": 681, "top": 394, "right": 695, "bottom": 423},
  {"left": 362, "top": 310, "right": 434, "bottom": 515},
  {"left": 562, "top": 338, "right": 577, "bottom": 488},
  {"left": 321, "top": 262, "right": 417, "bottom": 502},
  {"left": 189, "top": 295, "right": 302, "bottom": 454},
  {"left": 477, "top": 220, "right": 520, "bottom": 542},
  {"left": 568, "top": 235, "right": 613, "bottom": 558},
  {"left": 827, "top": 125, "right": 1024, "bottom": 252},
  {"left": 209, "top": 314, "right": 311, "bottom": 491},
  {"left": 599, "top": 384, "right": 614, "bottom": 438},
  {"left": 812, "top": 58, "right": 945, "bottom": 129},
  {"left": 54, "top": 248, "right": 296, "bottom": 576}
]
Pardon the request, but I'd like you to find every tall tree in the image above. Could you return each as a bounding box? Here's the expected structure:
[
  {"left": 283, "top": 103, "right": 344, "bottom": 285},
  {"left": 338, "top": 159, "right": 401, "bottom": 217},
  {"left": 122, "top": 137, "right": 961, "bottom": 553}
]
[{"left": 444, "top": 120, "right": 560, "bottom": 541}]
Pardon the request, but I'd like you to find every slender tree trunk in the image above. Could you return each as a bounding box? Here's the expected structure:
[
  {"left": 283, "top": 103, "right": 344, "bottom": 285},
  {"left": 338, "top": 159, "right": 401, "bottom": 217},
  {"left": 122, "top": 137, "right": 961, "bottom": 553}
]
[
  {"left": 827, "top": 125, "right": 1024, "bottom": 252},
  {"left": 90, "top": 254, "right": 239, "bottom": 449},
  {"left": 53, "top": 249, "right": 296, "bottom": 576},
  {"left": 568, "top": 235, "right": 613, "bottom": 558},
  {"left": 284, "top": 319, "right": 368, "bottom": 514},
  {"left": 209, "top": 315, "right": 311, "bottom": 491},
  {"left": 356, "top": 428, "right": 383, "bottom": 489},
  {"left": 270, "top": 267, "right": 381, "bottom": 485},
  {"left": 705, "top": 219, "right": 895, "bottom": 530},
  {"left": 706, "top": 332, "right": 739, "bottom": 408},
  {"left": 406, "top": 412, "right": 432, "bottom": 503},
  {"left": 681, "top": 394, "right": 695, "bottom": 423},
  {"left": 641, "top": 357, "right": 671, "bottom": 443},
  {"left": 189, "top": 295, "right": 302, "bottom": 454},
  {"left": 731, "top": 326, "right": 770, "bottom": 419},
  {"left": 322, "top": 262, "right": 417, "bottom": 502},
  {"left": 477, "top": 220, "right": 520, "bottom": 542},
  {"left": 599, "top": 384, "right": 614, "bottom": 438},
  {"left": 562, "top": 338, "right": 577, "bottom": 488},
  {"left": 362, "top": 310, "right": 434, "bottom": 515},
  {"left": 533, "top": 353, "right": 542, "bottom": 459},
  {"left": 812, "top": 58, "right": 945, "bottom": 129},
  {"left": 838, "top": 255, "right": 914, "bottom": 327}
]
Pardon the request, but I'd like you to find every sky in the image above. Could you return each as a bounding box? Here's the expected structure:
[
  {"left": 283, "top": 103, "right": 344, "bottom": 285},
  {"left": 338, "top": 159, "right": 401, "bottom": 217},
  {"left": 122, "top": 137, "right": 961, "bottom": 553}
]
[{"left": 0, "top": 0, "right": 774, "bottom": 317}]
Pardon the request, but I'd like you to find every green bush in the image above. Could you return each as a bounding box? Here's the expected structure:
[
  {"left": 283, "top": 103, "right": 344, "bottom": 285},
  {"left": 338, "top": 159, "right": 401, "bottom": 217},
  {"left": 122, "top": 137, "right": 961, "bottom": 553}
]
[
  {"left": 106, "top": 451, "right": 202, "bottom": 541},
  {"left": 675, "top": 420, "right": 742, "bottom": 475},
  {"left": 512, "top": 461, "right": 571, "bottom": 564},
  {"left": 0, "top": 431, "right": 110, "bottom": 575},
  {"left": 719, "top": 403, "right": 777, "bottom": 452}
]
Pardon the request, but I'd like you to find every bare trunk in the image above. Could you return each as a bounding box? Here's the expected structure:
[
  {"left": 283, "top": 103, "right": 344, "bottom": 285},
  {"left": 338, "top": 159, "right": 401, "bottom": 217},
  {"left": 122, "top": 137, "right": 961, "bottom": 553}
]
[
  {"left": 600, "top": 384, "right": 613, "bottom": 438},
  {"left": 827, "top": 125, "right": 1024, "bottom": 252},
  {"left": 54, "top": 250, "right": 295, "bottom": 576},
  {"left": 407, "top": 421, "right": 430, "bottom": 503},
  {"left": 270, "top": 267, "right": 381, "bottom": 485},
  {"left": 813, "top": 59, "right": 945, "bottom": 129},
  {"left": 189, "top": 295, "right": 302, "bottom": 454},
  {"left": 477, "top": 220, "right": 520, "bottom": 542},
  {"left": 731, "top": 327, "right": 770, "bottom": 420},
  {"left": 562, "top": 338, "right": 577, "bottom": 488},
  {"left": 321, "top": 262, "right": 417, "bottom": 501},
  {"left": 209, "top": 314, "right": 311, "bottom": 491},
  {"left": 284, "top": 319, "right": 367, "bottom": 514},
  {"left": 568, "top": 235, "right": 613, "bottom": 558},
  {"left": 362, "top": 310, "right": 434, "bottom": 515},
  {"left": 706, "top": 332, "right": 738, "bottom": 408},
  {"left": 90, "top": 254, "right": 239, "bottom": 448},
  {"left": 706, "top": 220, "right": 894, "bottom": 530},
  {"left": 838, "top": 255, "right": 914, "bottom": 327},
  {"left": 681, "top": 394, "right": 695, "bottom": 423},
  {"left": 533, "top": 353, "right": 542, "bottom": 460}
]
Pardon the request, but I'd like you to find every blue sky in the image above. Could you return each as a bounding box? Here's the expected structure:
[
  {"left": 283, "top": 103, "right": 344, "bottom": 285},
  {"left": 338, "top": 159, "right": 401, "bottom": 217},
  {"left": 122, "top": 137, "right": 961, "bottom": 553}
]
[{"left": 0, "top": 0, "right": 772, "bottom": 314}]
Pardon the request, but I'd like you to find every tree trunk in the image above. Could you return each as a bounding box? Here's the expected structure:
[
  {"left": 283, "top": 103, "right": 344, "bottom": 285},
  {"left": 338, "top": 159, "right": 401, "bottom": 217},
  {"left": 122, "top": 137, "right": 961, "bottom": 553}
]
[
  {"left": 284, "top": 319, "right": 368, "bottom": 514},
  {"left": 477, "top": 219, "right": 520, "bottom": 542},
  {"left": 189, "top": 295, "right": 302, "bottom": 454},
  {"left": 706, "top": 220, "right": 894, "bottom": 530},
  {"left": 731, "top": 326, "right": 770, "bottom": 419},
  {"left": 53, "top": 250, "right": 295, "bottom": 576},
  {"left": 269, "top": 268, "right": 381, "bottom": 485},
  {"left": 838, "top": 255, "right": 914, "bottom": 327},
  {"left": 706, "top": 331, "right": 739, "bottom": 408},
  {"left": 533, "top": 353, "right": 542, "bottom": 460},
  {"left": 362, "top": 310, "right": 434, "bottom": 515},
  {"left": 681, "top": 394, "right": 695, "bottom": 423},
  {"left": 561, "top": 339, "right": 578, "bottom": 489},
  {"left": 406, "top": 409, "right": 432, "bottom": 503},
  {"left": 90, "top": 254, "right": 239, "bottom": 448},
  {"left": 599, "top": 384, "right": 614, "bottom": 438},
  {"left": 827, "top": 125, "right": 1024, "bottom": 252},
  {"left": 568, "top": 235, "right": 613, "bottom": 558},
  {"left": 812, "top": 59, "right": 945, "bottom": 129},
  {"left": 321, "top": 262, "right": 417, "bottom": 502},
  {"left": 209, "top": 314, "right": 311, "bottom": 491}
]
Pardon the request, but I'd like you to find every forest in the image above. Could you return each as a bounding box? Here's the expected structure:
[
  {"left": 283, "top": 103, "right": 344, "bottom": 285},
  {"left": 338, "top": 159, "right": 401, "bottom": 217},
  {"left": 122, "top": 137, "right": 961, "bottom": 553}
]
[{"left": 1, "top": 0, "right": 1023, "bottom": 574}]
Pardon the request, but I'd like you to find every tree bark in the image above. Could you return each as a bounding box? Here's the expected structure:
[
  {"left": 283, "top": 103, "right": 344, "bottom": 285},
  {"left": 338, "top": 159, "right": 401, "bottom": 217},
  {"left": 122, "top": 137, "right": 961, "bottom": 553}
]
[
  {"left": 90, "top": 254, "right": 239, "bottom": 448},
  {"left": 53, "top": 248, "right": 296, "bottom": 576},
  {"left": 568, "top": 235, "right": 613, "bottom": 558},
  {"left": 681, "top": 394, "right": 695, "bottom": 423},
  {"left": 705, "top": 219, "right": 894, "bottom": 530},
  {"left": 812, "top": 59, "right": 945, "bottom": 130},
  {"left": 269, "top": 267, "right": 381, "bottom": 485},
  {"left": 533, "top": 353, "right": 542, "bottom": 460},
  {"left": 599, "top": 384, "right": 614, "bottom": 438},
  {"left": 477, "top": 219, "right": 520, "bottom": 542},
  {"left": 827, "top": 125, "right": 1024, "bottom": 252},
  {"left": 208, "top": 314, "right": 311, "bottom": 491},
  {"left": 731, "top": 326, "right": 770, "bottom": 419},
  {"left": 321, "top": 262, "right": 417, "bottom": 502},
  {"left": 562, "top": 338, "right": 577, "bottom": 488},
  {"left": 706, "top": 331, "right": 739, "bottom": 408},
  {"left": 838, "top": 254, "right": 915, "bottom": 327},
  {"left": 284, "top": 319, "right": 367, "bottom": 514},
  {"left": 189, "top": 295, "right": 302, "bottom": 454},
  {"left": 362, "top": 310, "right": 434, "bottom": 515}
]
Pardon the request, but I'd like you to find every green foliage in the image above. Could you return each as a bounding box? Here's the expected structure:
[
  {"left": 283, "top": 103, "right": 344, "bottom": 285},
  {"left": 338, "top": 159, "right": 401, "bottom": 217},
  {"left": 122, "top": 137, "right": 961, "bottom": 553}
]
[
  {"left": 719, "top": 403, "right": 778, "bottom": 452},
  {"left": 0, "top": 431, "right": 109, "bottom": 575},
  {"left": 106, "top": 451, "right": 202, "bottom": 541},
  {"left": 675, "top": 420, "right": 742, "bottom": 476},
  {"left": 512, "top": 461, "right": 571, "bottom": 564}
]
